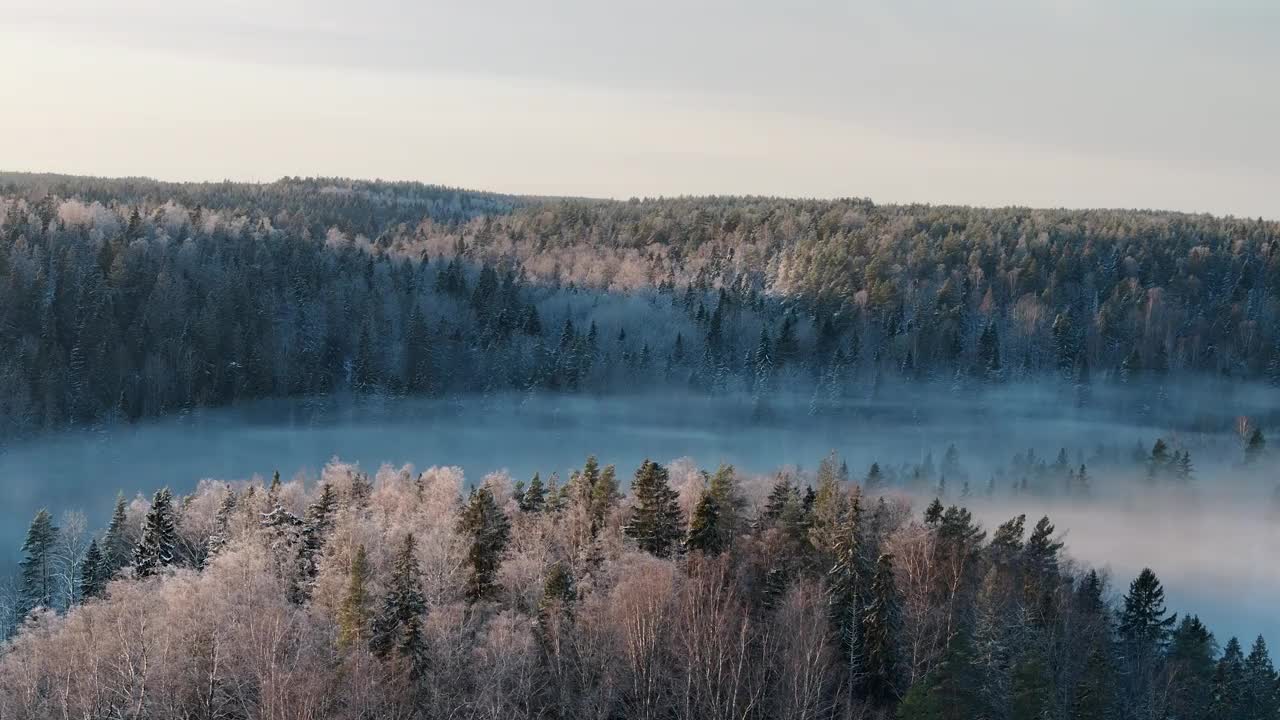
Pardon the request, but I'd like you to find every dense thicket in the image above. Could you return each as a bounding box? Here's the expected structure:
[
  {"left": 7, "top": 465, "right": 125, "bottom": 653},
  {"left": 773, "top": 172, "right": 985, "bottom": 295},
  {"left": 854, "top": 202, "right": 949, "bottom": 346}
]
[
  {"left": 2, "top": 455, "right": 1274, "bottom": 720},
  {"left": 2, "top": 174, "right": 1279, "bottom": 436}
]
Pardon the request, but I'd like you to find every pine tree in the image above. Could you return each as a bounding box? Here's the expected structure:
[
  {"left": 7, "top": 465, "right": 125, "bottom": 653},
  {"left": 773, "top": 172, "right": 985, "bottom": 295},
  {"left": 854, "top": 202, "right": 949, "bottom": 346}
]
[
  {"left": 865, "top": 462, "right": 883, "bottom": 491},
  {"left": 763, "top": 476, "right": 798, "bottom": 523},
  {"left": 204, "top": 488, "right": 238, "bottom": 565},
  {"left": 828, "top": 492, "right": 868, "bottom": 685},
  {"left": 458, "top": 485, "right": 511, "bottom": 602},
  {"left": 521, "top": 472, "right": 547, "bottom": 513},
  {"left": 1009, "top": 649, "right": 1054, "bottom": 720},
  {"left": 134, "top": 488, "right": 179, "bottom": 578},
  {"left": 863, "top": 553, "right": 901, "bottom": 706},
  {"left": 79, "top": 539, "right": 106, "bottom": 602},
  {"left": 1210, "top": 637, "right": 1247, "bottom": 719},
  {"left": 1119, "top": 568, "right": 1177, "bottom": 650},
  {"left": 1243, "top": 635, "right": 1279, "bottom": 719},
  {"left": 624, "top": 460, "right": 683, "bottom": 558},
  {"left": 18, "top": 509, "right": 59, "bottom": 616},
  {"left": 1166, "top": 615, "right": 1217, "bottom": 720},
  {"left": 924, "top": 497, "right": 944, "bottom": 526},
  {"left": 300, "top": 483, "right": 338, "bottom": 580},
  {"left": 706, "top": 464, "right": 744, "bottom": 547},
  {"left": 685, "top": 492, "right": 722, "bottom": 555},
  {"left": 101, "top": 493, "right": 134, "bottom": 579},
  {"left": 588, "top": 463, "right": 620, "bottom": 533},
  {"left": 370, "top": 534, "right": 427, "bottom": 664},
  {"left": 337, "top": 545, "right": 371, "bottom": 650},
  {"left": 897, "top": 632, "right": 983, "bottom": 719}
]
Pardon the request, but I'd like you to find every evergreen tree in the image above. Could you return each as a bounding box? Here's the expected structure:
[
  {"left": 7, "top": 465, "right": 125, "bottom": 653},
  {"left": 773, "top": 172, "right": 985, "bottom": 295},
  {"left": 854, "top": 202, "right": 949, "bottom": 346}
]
[
  {"left": 763, "top": 476, "right": 798, "bottom": 523},
  {"left": 1243, "top": 635, "right": 1279, "bottom": 719},
  {"left": 865, "top": 462, "right": 884, "bottom": 490},
  {"left": 624, "top": 460, "right": 683, "bottom": 558},
  {"left": 828, "top": 492, "right": 868, "bottom": 685},
  {"left": 1119, "top": 568, "right": 1177, "bottom": 650},
  {"left": 1211, "top": 637, "right": 1247, "bottom": 720},
  {"left": 896, "top": 632, "right": 983, "bottom": 719},
  {"left": 204, "top": 488, "right": 238, "bottom": 565},
  {"left": 370, "top": 534, "right": 427, "bottom": 664},
  {"left": 685, "top": 491, "right": 722, "bottom": 555},
  {"left": 17, "top": 509, "right": 59, "bottom": 616},
  {"left": 134, "top": 488, "right": 179, "bottom": 578},
  {"left": 1166, "top": 615, "right": 1217, "bottom": 720},
  {"left": 101, "top": 493, "right": 134, "bottom": 579},
  {"left": 1009, "top": 650, "right": 1054, "bottom": 720},
  {"left": 706, "top": 464, "right": 744, "bottom": 547},
  {"left": 79, "top": 539, "right": 106, "bottom": 602},
  {"left": 521, "top": 472, "right": 547, "bottom": 513},
  {"left": 924, "top": 497, "right": 944, "bottom": 526},
  {"left": 588, "top": 463, "right": 620, "bottom": 533},
  {"left": 337, "top": 545, "right": 371, "bottom": 650},
  {"left": 458, "top": 485, "right": 512, "bottom": 602},
  {"left": 300, "top": 483, "right": 338, "bottom": 580},
  {"left": 863, "top": 553, "right": 902, "bottom": 706}
]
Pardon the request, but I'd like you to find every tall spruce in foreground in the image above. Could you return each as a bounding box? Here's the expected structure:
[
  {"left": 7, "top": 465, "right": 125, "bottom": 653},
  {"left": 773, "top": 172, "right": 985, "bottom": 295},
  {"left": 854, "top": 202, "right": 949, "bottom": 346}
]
[
  {"left": 828, "top": 491, "right": 868, "bottom": 683},
  {"left": 337, "top": 545, "right": 371, "bottom": 650},
  {"left": 79, "top": 539, "right": 106, "bottom": 601},
  {"left": 18, "top": 510, "right": 59, "bottom": 616},
  {"left": 1118, "top": 567, "right": 1176, "bottom": 649},
  {"left": 101, "top": 494, "right": 134, "bottom": 578},
  {"left": 371, "top": 534, "right": 427, "bottom": 663},
  {"left": 624, "top": 459, "right": 682, "bottom": 558},
  {"left": 685, "top": 491, "right": 722, "bottom": 555},
  {"left": 134, "top": 488, "right": 178, "bottom": 578},
  {"left": 863, "top": 553, "right": 901, "bottom": 706},
  {"left": 458, "top": 485, "right": 511, "bottom": 602}
]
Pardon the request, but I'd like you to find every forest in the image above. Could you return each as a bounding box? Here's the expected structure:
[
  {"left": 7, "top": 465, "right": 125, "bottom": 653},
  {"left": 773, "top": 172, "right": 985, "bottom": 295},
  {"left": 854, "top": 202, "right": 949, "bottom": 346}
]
[
  {"left": 1, "top": 173, "right": 1278, "bottom": 719},
  {"left": 1, "top": 173, "right": 1279, "bottom": 435},
  {"left": 5, "top": 453, "right": 1277, "bottom": 720}
]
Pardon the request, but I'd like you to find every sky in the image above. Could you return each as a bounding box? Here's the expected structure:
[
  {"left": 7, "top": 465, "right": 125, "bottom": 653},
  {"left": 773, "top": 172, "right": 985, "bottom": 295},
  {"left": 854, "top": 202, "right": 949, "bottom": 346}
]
[{"left": 1, "top": 0, "right": 1277, "bottom": 216}]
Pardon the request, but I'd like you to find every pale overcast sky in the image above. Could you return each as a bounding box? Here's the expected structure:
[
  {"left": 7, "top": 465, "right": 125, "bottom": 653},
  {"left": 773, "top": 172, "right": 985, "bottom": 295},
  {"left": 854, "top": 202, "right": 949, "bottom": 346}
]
[{"left": 2, "top": 0, "right": 1277, "bottom": 216}]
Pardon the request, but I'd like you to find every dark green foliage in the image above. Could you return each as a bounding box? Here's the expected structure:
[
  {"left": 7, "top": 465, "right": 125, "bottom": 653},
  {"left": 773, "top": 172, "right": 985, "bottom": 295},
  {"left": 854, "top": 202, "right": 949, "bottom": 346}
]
[
  {"left": 18, "top": 510, "right": 59, "bottom": 616},
  {"left": 458, "top": 485, "right": 511, "bottom": 602},
  {"left": 1211, "top": 637, "right": 1248, "bottom": 719},
  {"left": 370, "top": 534, "right": 427, "bottom": 663},
  {"left": 1166, "top": 615, "right": 1217, "bottom": 720},
  {"left": 897, "top": 633, "right": 983, "bottom": 719},
  {"left": 79, "top": 539, "right": 106, "bottom": 602},
  {"left": 685, "top": 492, "right": 723, "bottom": 555},
  {"left": 1119, "top": 567, "right": 1177, "bottom": 650},
  {"left": 134, "top": 488, "right": 178, "bottom": 578},
  {"left": 863, "top": 553, "right": 901, "bottom": 706},
  {"left": 624, "top": 460, "right": 683, "bottom": 558},
  {"left": 828, "top": 492, "right": 868, "bottom": 682},
  {"left": 520, "top": 473, "right": 547, "bottom": 513},
  {"left": 204, "top": 488, "right": 238, "bottom": 565},
  {"left": 101, "top": 494, "right": 134, "bottom": 579}
]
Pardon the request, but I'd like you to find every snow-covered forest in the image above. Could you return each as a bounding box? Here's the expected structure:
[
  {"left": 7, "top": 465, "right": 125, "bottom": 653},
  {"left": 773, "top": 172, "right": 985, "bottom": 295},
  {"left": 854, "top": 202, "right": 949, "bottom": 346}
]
[
  {"left": 2, "top": 172, "right": 1279, "bottom": 719},
  {"left": 2, "top": 172, "right": 1279, "bottom": 434},
  {"left": 5, "top": 454, "right": 1278, "bottom": 720}
]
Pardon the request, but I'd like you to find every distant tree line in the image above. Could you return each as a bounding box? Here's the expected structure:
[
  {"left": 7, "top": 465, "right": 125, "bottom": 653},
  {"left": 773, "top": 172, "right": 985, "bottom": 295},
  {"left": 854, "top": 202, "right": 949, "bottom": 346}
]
[
  {"left": 3, "top": 453, "right": 1275, "bottom": 719},
  {"left": 2, "top": 175, "right": 1279, "bottom": 436}
]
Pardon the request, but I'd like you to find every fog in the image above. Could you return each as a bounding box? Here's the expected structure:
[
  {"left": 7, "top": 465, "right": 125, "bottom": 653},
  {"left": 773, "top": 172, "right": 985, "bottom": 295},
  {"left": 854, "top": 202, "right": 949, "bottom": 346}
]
[{"left": 1, "top": 383, "right": 1276, "bottom": 642}]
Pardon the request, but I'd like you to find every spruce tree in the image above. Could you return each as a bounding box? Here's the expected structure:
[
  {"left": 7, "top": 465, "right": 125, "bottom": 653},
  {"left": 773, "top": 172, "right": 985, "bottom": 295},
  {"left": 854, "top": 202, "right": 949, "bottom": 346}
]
[
  {"left": 685, "top": 492, "right": 722, "bottom": 555},
  {"left": 79, "top": 539, "right": 106, "bottom": 602},
  {"left": 828, "top": 492, "right": 868, "bottom": 684},
  {"left": 18, "top": 509, "right": 59, "bottom": 616},
  {"left": 588, "top": 463, "right": 620, "bottom": 533},
  {"left": 370, "top": 534, "right": 427, "bottom": 663},
  {"left": 896, "top": 632, "right": 982, "bottom": 719},
  {"left": 134, "top": 488, "right": 178, "bottom": 578},
  {"left": 458, "top": 485, "right": 511, "bottom": 602},
  {"left": 337, "top": 545, "right": 371, "bottom": 650},
  {"left": 1166, "top": 615, "right": 1217, "bottom": 719},
  {"left": 101, "top": 493, "right": 134, "bottom": 579},
  {"left": 1243, "top": 635, "right": 1279, "bottom": 719},
  {"left": 1118, "top": 568, "right": 1177, "bottom": 650},
  {"left": 1210, "top": 637, "right": 1247, "bottom": 719},
  {"left": 624, "top": 460, "right": 683, "bottom": 558},
  {"left": 762, "top": 476, "right": 797, "bottom": 523},
  {"left": 204, "top": 488, "right": 238, "bottom": 565},
  {"left": 300, "top": 483, "right": 338, "bottom": 580},
  {"left": 706, "top": 464, "right": 743, "bottom": 547},
  {"left": 863, "top": 553, "right": 901, "bottom": 706},
  {"left": 521, "top": 472, "right": 547, "bottom": 513}
]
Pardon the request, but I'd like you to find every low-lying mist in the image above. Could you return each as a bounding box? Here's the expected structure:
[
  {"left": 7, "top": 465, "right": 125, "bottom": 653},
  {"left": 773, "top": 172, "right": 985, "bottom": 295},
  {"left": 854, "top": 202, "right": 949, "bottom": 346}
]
[{"left": 2, "top": 381, "right": 1276, "bottom": 641}]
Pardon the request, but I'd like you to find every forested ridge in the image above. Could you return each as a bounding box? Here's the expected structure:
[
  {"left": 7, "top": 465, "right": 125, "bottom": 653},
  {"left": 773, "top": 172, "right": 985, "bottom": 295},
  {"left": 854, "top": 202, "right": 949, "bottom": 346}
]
[
  {"left": 3, "top": 453, "right": 1276, "bottom": 720},
  {"left": 2, "top": 173, "right": 1280, "bottom": 435}
]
